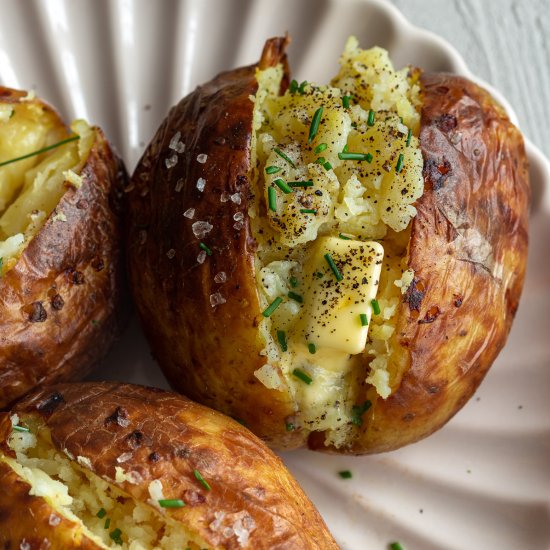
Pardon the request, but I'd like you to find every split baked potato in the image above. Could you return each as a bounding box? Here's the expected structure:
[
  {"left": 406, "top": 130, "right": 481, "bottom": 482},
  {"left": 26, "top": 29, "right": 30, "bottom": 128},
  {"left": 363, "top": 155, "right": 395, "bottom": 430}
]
[
  {"left": 0, "top": 381, "right": 337, "bottom": 549},
  {"left": 126, "top": 37, "right": 529, "bottom": 453},
  {"left": 0, "top": 88, "right": 128, "bottom": 409}
]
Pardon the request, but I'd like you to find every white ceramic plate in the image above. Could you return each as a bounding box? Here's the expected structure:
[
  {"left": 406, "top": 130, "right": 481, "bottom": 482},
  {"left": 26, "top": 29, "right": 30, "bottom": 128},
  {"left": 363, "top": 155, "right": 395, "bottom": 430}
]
[{"left": 1, "top": 1, "right": 549, "bottom": 548}]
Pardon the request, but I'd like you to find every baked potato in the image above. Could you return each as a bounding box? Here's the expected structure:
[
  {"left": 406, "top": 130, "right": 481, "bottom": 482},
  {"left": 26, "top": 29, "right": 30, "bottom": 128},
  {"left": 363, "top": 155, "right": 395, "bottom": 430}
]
[
  {"left": 126, "top": 36, "right": 529, "bottom": 453},
  {"left": 0, "top": 87, "right": 128, "bottom": 409},
  {"left": 0, "top": 381, "right": 337, "bottom": 549}
]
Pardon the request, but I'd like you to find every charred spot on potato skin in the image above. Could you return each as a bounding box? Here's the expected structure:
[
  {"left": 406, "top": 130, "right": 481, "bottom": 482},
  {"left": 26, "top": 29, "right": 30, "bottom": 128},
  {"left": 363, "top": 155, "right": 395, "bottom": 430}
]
[
  {"left": 76, "top": 199, "right": 89, "bottom": 210},
  {"left": 91, "top": 257, "right": 105, "bottom": 271},
  {"left": 50, "top": 294, "right": 65, "bottom": 311},
  {"left": 418, "top": 305, "right": 441, "bottom": 324},
  {"left": 403, "top": 279, "right": 425, "bottom": 312},
  {"left": 66, "top": 269, "right": 85, "bottom": 285},
  {"left": 105, "top": 406, "right": 130, "bottom": 427},
  {"left": 148, "top": 451, "right": 161, "bottom": 463},
  {"left": 37, "top": 391, "right": 65, "bottom": 414},
  {"left": 459, "top": 329, "right": 468, "bottom": 337},
  {"left": 175, "top": 447, "right": 191, "bottom": 459},
  {"left": 402, "top": 413, "right": 415, "bottom": 422},
  {"left": 423, "top": 157, "right": 452, "bottom": 190},
  {"left": 427, "top": 385, "right": 440, "bottom": 394},
  {"left": 454, "top": 295, "right": 463, "bottom": 307},
  {"left": 126, "top": 430, "right": 145, "bottom": 448},
  {"left": 27, "top": 301, "right": 47, "bottom": 322},
  {"left": 435, "top": 114, "right": 457, "bottom": 132}
]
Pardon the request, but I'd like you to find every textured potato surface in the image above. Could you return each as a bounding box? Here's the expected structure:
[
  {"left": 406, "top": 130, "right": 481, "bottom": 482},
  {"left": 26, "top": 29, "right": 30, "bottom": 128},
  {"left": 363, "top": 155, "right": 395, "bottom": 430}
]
[
  {"left": 0, "top": 382, "right": 338, "bottom": 549},
  {"left": 0, "top": 87, "right": 128, "bottom": 410}
]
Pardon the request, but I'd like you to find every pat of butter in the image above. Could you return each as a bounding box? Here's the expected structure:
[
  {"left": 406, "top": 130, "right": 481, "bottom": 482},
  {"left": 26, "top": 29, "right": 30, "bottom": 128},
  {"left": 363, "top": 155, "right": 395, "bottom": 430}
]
[{"left": 293, "top": 236, "right": 383, "bottom": 354}]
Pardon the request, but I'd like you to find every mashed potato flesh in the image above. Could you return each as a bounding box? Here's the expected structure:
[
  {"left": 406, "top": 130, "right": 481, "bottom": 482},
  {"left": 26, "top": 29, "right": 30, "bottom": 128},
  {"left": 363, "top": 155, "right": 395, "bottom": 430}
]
[
  {"left": 0, "top": 100, "right": 95, "bottom": 276},
  {"left": 3, "top": 418, "right": 209, "bottom": 550},
  {"left": 250, "top": 37, "right": 423, "bottom": 446}
]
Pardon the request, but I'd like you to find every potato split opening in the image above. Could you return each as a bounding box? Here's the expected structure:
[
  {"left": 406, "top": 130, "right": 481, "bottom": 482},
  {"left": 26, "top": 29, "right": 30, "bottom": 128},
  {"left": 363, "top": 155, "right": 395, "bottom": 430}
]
[
  {"left": 249, "top": 37, "right": 424, "bottom": 446},
  {"left": 2, "top": 416, "right": 209, "bottom": 550},
  {"left": 0, "top": 97, "right": 95, "bottom": 275}
]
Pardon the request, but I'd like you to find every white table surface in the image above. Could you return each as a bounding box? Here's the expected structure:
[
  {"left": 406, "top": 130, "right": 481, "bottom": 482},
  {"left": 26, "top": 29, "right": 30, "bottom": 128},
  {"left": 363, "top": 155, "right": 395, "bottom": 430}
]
[{"left": 388, "top": 0, "right": 550, "bottom": 160}]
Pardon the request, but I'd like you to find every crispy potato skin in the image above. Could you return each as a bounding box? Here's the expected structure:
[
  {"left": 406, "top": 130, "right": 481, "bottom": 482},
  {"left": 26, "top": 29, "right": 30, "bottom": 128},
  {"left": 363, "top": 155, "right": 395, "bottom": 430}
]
[
  {"left": 126, "top": 38, "right": 304, "bottom": 448},
  {"left": 127, "top": 42, "right": 528, "bottom": 452},
  {"left": 331, "top": 73, "right": 529, "bottom": 453},
  {"left": 0, "top": 88, "right": 129, "bottom": 410},
  {"left": 0, "top": 382, "right": 338, "bottom": 549}
]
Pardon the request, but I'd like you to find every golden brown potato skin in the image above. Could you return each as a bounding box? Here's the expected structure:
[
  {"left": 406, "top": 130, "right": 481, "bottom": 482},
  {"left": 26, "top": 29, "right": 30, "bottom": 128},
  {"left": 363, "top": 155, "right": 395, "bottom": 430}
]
[
  {"left": 126, "top": 37, "right": 303, "bottom": 448},
  {"left": 0, "top": 88, "right": 128, "bottom": 410},
  {"left": 127, "top": 41, "right": 528, "bottom": 453},
  {"left": 0, "top": 382, "right": 338, "bottom": 549}
]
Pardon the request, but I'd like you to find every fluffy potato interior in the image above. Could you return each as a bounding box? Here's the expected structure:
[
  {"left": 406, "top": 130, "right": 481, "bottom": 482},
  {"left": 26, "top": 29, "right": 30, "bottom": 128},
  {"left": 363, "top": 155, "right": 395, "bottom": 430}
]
[
  {"left": 2, "top": 416, "right": 210, "bottom": 550},
  {"left": 250, "top": 37, "right": 423, "bottom": 447},
  {"left": 0, "top": 98, "right": 95, "bottom": 275}
]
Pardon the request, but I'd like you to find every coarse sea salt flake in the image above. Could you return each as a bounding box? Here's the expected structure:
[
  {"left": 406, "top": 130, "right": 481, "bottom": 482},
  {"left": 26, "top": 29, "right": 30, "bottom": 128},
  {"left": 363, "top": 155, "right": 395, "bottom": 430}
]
[
  {"left": 169, "top": 131, "right": 185, "bottom": 153},
  {"left": 197, "top": 250, "right": 207, "bottom": 264},
  {"left": 175, "top": 178, "right": 184, "bottom": 192},
  {"left": 214, "top": 271, "right": 227, "bottom": 283},
  {"left": 220, "top": 192, "right": 230, "bottom": 203},
  {"left": 233, "top": 212, "right": 244, "bottom": 221},
  {"left": 117, "top": 452, "right": 133, "bottom": 463},
  {"left": 165, "top": 154, "right": 178, "bottom": 169},
  {"left": 192, "top": 220, "right": 213, "bottom": 238},
  {"left": 166, "top": 249, "right": 176, "bottom": 259},
  {"left": 196, "top": 177, "right": 206, "bottom": 192},
  {"left": 210, "top": 292, "right": 226, "bottom": 307},
  {"left": 49, "top": 513, "right": 61, "bottom": 526},
  {"left": 233, "top": 221, "right": 244, "bottom": 230},
  {"left": 183, "top": 208, "right": 195, "bottom": 219},
  {"left": 20, "top": 541, "right": 30, "bottom": 550},
  {"left": 230, "top": 193, "right": 242, "bottom": 204},
  {"left": 197, "top": 153, "right": 208, "bottom": 164}
]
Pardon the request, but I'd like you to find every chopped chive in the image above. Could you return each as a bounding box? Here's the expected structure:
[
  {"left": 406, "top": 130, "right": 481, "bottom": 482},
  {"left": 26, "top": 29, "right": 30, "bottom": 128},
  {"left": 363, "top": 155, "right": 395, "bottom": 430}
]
[
  {"left": 339, "top": 233, "right": 351, "bottom": 240},
  {"left": 371, "top": 299, "right": 381, "bottom": 315},
  {"left": 262, "top": 297, "right": 282, "bottom": 317},
  {"left": 300, "top": 208, "right": 317, "bottom": 214},
  {"left": 308, "top": 107, "right": 324, "bottom": 144},
  {"left": 351, "top": 400, "right": 372, "bottom": 426},
  {"left": 315, "top": 156, "right": 325, "bottom": 164},
  {"left": 12, "top": 425, "right": 30, "bottom": 433},
  {"left": 292, "top": 368, "right": 312, "bottom": 385},
  {"left": 289, "top": 79, "right": 299, "bottom": 94},
  {"left": 323, "top": 161, "right": 332, "bottom": 171},
  {"left": 96, "top": 508, "right": 107, "bottom": 519},
  {"left": 274, "top": 178, "right": 293, "bottom": 194},
  {"left": 406, "top": 128, "right": 412, "bottom": 146},
  {"left": 0, "top": 134, "right": 80, "bottom": 167},
  {"left": 158, "top": 499, "right": 186, "bottom": 508},
  {"left": 288, "top": 291, "right": 303, "bottom": 303},
  {"left": 342, "top": 144, "right": 349, "bottom": 153},
  {"left": 308, "top": 342, "right": 316, "bottom": 354},
  {"left": 338, "top": 470, "right": 353, "bottom": 479},
  {"left": 288, "top": 180, "right": 313, "bottom": 187},
  {"left": 193, "top": 469, "right": 211, "bottom": 491},
  {"left": 199, "top": 242, "right": 212, "bottom": 256},
  {"left": 0, "top": 257, "right": 3, "bottom": 274},
  {"left": 396, "top": 153, "right": 405, "bottom": 173},
  {"left": 342, "top": 95, "right": 351, "bottom": 109},
  {"left": 324, "top": 253, "right": 343, "bottom": 282},
  {"left": 277, "top": 330, "right": 288, "bottom": 352},
  {"left": 109, "top": 528, "right": 123, "bottom": 544},
  {"left": 273, "top": 147, "right": 296, "bottom": 168},
  {"left": 360, "top": 313, "right": 368, "bottom": 326},
  {"left": 289, "top": 276, "right": 298, "bottom": 287},
  {"left": 338, "top": 152, "right": 373, "bottom": 163},
  {"left": 314, "top": 143, "right": 327, "bottom": 154},
  {"left": 265, "top": 165, "right": 281, "bottom": 174},
  {"left": 367, "top": 109, "right": 376, "bottom": 126},
  {"left": 298, "top": 80, "right": 308, "bottom": 94},
  {"left": 286, "top": 422, "right": 295, "bottom": 432},
  {"left": 104, "top": 518, "right": 111, "bottom": 529},
  {"left": 390, "top": 543, "right": 405, "bottom": 550},
  {"left": 268, "top": 186, "right": 277, "bottom": 212}
]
